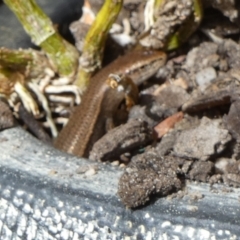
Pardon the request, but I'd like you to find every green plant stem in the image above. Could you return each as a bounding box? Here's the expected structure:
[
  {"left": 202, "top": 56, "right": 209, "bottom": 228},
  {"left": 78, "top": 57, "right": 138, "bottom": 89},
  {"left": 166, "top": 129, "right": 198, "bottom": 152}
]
[
  {"left": 4, "top": 0, "right": 79, "bottom": 77},
  {"left": 75, "top": 0, "right": 123, "bottom": 90}
]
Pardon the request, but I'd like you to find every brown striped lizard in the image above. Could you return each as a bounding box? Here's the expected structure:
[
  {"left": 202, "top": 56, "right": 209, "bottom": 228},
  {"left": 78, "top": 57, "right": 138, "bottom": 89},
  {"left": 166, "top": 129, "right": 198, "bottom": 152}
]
[{"left": 54, "top": 50, "right": 166, "bottom": 157}]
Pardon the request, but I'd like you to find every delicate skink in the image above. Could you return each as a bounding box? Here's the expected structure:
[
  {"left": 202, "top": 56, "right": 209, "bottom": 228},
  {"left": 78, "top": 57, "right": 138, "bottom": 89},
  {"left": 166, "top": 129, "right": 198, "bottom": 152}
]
[{"left": 54, "top": 50, "right": 166, "bottom": 157}]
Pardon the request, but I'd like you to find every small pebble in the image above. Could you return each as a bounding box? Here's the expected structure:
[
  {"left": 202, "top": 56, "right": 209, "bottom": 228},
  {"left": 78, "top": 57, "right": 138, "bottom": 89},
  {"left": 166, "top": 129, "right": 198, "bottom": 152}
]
[
  {"left": 111, "top": 161, "right": 120, "bottom": 166},
  {"left": 196, "top": 67, "right": 217, "bottom": 91},
  {"left": 84, "top": 168, "right": 97, "bottom": 176}
]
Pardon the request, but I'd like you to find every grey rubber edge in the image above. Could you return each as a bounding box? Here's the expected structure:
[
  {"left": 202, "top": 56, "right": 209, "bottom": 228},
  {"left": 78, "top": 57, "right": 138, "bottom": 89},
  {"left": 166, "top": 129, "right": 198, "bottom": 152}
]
[{"left": 0, "top": 127, "right": 240, "bottom": 239}]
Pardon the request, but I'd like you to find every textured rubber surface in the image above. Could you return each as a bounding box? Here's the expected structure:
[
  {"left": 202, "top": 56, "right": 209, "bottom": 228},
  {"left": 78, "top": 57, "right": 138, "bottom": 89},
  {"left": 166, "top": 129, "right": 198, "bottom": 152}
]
[{"left": 0, "top": 127, "right": 240, "bottom": 239}]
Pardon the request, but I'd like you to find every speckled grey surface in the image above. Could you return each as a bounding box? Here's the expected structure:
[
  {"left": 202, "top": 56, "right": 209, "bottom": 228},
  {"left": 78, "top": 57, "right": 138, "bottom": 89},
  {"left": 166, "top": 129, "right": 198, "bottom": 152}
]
[{"left": 1, "top": 1, "right": 240, "bottom": 239}]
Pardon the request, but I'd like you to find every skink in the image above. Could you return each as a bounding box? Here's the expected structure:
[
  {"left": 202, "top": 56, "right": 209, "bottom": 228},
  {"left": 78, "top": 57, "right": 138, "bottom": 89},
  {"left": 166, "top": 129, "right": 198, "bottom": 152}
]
[{"left": 54, "top": 50, "right": 166, "bottom": 157}]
